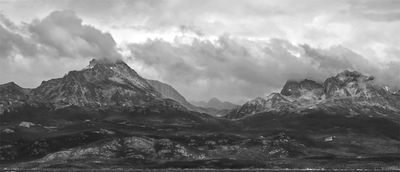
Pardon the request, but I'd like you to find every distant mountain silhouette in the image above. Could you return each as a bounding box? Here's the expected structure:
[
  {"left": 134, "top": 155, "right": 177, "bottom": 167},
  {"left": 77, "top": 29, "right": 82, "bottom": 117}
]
[{"left": 191, "top": 97, "right": 238, "bottom": 110}]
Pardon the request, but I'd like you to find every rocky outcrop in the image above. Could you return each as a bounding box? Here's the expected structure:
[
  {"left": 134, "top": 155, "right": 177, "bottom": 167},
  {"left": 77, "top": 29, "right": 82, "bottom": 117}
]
[
  {"left": 281, "top": 79, "right": 324, "bottom": 98},
  {"left": 323, "top": 70, "right": 375, "bottom": 98}
]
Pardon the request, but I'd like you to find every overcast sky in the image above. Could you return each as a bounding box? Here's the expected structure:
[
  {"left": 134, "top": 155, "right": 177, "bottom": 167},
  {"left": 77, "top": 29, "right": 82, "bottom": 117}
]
[{"left": 1, "top": 0, "right": 400, "bottom": 103}]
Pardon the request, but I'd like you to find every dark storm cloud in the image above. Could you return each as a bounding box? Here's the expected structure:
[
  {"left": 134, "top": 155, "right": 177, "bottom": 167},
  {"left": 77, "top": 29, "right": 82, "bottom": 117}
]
[
  {"left": 0, "top": 13, "right": 19, "bottom": 30},
  {"left": 126, "top": 37, "right": 334, "bottom": 101},
  {"left": 0, "top": 10, "right": 123, "bottom": 88},
  {"left": 302, "top": 45, "right": 363, "bottom": 71},
  {"left": 128, "top": 36, "right": 400, "bottom": 102},
  {"left": 29, "top": 11, "right": 121, "bottom": 61},
  {"left": 0, "top": 25, "right": 36, "bottom": 58},
  {"left": 0, "top": 10, "right": 121, "bottom": 61},
  {"left": 0, "top": 14, "right": 37, "bottom": 58}
]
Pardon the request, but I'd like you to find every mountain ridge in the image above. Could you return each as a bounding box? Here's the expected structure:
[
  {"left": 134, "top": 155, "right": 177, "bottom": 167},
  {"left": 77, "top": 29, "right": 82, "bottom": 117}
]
[
  {"left": 0, "top": 59, "right": 188, "bottom": 114},
  {"left": 226, "top": 70, "right": 400, "bottom": 119}
]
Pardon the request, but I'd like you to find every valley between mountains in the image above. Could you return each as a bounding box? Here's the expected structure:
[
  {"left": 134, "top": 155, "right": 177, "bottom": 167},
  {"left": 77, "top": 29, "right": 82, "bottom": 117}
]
[{"left": 0, "top": 59, "right": 399, "bottom": 169}]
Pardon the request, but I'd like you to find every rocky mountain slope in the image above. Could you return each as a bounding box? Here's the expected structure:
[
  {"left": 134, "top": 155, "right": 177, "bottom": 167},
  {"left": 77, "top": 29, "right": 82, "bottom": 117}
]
[
  {"left": 32, "top": 59, "right": 162, "bottom": 107},
  {"left": 0, "top": 59, "right": 191, "bottom": 114},
  {"left": 227, "top": 70, "right": 400, "bottom": 119},
  {"left": 145, "top": 79, "right": 197, "bottom": 110},
  {"left": 146, "top": 80, "right": 190, "bottom": 106}
]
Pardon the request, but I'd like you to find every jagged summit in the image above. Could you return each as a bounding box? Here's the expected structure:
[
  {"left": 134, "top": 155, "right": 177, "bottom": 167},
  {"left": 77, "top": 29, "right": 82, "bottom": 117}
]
[
  {"left": 279, "top": 70, "right": 377, "bottom": 100},
  {"left": 88, "top": 58, "right": 107, "bottom": 67},
  {"left": 280, "top": 79, "right": 324, "bottom": 97},
  {"left": 80, "top": 59, "right": 147, "bottom": 88},
  {"left": 324, "top": 70, "right": 375, "bottom": 98},
  {"left": 334, "top": 70, "right": 374, "bottom": 82},
  {"left": 87, "top": 58, "right": 126, "bottom": 68},
  {"left": 84, "top": 59, "right": 140, "bottom": 77}
]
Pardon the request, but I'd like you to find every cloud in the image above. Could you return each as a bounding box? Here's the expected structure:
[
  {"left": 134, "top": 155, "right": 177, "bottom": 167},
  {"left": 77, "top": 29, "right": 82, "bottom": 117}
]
[
  {"left": 0, "top": 10, "right": 121, "bottom": 62},
  {"left": 1, "top": 1, "right": 400, "bottom": 102},
  {"left": 29, "top": 10, "right": 121, "bottom": 62},
  {"left": 349, "top": 0, "right": 400, "bottom": 22},
  {"left": 2, "top": 1, "right": 400, "bottom": 57},
  {"left": 0, "top": 10, "right": 122, "bottom": 87},
  {"left": 128, "top": 36, "right": 400, "bottom": 103},
  {"left": 0, "top": 14, "right": 37, "bottom": 58},
  {"left": 26, "top": 0, "right": 397, "bottom": 69}
]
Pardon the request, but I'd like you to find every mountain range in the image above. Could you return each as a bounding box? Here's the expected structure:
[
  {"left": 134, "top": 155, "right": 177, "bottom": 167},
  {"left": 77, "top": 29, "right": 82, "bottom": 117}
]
[{"left": 0, "top": 60, "right": 399, "bottom": 169}]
